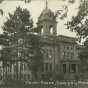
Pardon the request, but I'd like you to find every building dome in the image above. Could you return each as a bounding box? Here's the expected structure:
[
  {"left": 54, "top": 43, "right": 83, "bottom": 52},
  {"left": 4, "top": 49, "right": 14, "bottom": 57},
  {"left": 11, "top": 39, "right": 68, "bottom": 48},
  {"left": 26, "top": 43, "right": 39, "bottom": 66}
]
[{"left": 38, "top": 8, "right": 55, "bottom": 22}]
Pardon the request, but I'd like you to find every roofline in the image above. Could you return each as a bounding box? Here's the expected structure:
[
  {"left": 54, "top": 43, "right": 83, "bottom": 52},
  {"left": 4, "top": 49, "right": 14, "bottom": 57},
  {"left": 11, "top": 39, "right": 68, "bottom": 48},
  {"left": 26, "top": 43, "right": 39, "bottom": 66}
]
[{"left": 58, "top": 35, "right": 78, "bottom": 40}]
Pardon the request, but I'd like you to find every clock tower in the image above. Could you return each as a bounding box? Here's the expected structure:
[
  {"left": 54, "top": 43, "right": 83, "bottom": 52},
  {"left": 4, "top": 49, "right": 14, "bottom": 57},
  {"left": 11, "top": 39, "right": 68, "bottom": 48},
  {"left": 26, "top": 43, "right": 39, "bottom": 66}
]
[{"left": 37, "top": 0, "right": 57, "bottom": 36}]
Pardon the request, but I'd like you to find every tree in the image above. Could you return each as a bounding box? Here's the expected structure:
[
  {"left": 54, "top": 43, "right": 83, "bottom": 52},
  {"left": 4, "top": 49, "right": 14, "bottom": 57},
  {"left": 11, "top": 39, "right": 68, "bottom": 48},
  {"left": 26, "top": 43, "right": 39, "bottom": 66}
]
[
  {"left": 66, "top": 0, "right": 88, "bottom": 78},
  {"left": 0, "top": 6, "right": 43, "bottom": 80},
  {"left": 28, "top": 34, "right": 43, "bottom": 79},
  {"left": 0, "top": 0, "right": 4, "bottom": 3},
  {"left": 0, "top": 0, "right": 31, "bottom": 16},
  {"left": 0, "top": 0, "right": 31, "bottom": 3},
  {"left": 67, "top": 0, "right": 88, "bottom": 39},
  {"left": 79, "top": 38, "right": 88, "bottom": 78}
]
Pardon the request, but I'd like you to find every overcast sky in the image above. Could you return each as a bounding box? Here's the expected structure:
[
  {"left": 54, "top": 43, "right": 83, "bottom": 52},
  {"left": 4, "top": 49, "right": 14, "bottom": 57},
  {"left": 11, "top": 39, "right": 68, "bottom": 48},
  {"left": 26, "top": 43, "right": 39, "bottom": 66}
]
[{"left": 0, "top": 0, "right": 80, "bottom": 37}]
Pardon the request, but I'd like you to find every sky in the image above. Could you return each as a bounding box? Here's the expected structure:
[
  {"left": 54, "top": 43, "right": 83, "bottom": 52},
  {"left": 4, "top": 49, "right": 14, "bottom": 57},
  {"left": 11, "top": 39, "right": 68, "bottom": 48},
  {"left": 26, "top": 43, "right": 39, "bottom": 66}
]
[{"left": 0, "top": 0, "right": 80, "bottom": 37}]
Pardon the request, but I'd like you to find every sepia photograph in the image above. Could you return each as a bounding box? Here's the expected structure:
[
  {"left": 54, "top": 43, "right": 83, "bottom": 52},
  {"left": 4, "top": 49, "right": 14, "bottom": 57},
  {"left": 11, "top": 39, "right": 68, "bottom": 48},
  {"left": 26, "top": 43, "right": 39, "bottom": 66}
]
[{"left": 0, "top": 0, "right": 88, "bottom": 88}]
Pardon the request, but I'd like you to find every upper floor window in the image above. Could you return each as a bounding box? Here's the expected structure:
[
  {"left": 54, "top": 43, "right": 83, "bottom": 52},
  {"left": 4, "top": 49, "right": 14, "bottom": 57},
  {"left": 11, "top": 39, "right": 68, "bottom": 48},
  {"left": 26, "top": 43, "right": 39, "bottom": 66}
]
[
  {"left": 49, "top": 63, "right": 52, "bottom": 72},
  {"left": 18, "top": 52, "right": 21, "bottom": 57},
  {"left": 63, "top": 52, "right": 74, "bottom": 59},
  {"left": 44, "top": 63, "right": 52, "bottom": 72},
  {"left": 41, "top": 27, "right": 44, "bottom": 34},
  {"left": 41, "top": 64, "right": 44, "bottom": 72},
  {"left": 48, "top": 49, "right": 53, "bottom": 59},
  {"left": 69, "top": 64, "right": 76, "bottom": 73},
  {"left": 49, "top": 25, "right": 53, "bottom": 35},
  {"left": 45, "top": 63, "right": 48, "bottom": 72},
  {"left": 56, "top": 64, "right": 58, "bottom": 71},
  {"left": 64, "top": 45, "right": 74, "bottom": 50},
  {"left": 63, "top": 64, "right": 66, "bottom": 73}
]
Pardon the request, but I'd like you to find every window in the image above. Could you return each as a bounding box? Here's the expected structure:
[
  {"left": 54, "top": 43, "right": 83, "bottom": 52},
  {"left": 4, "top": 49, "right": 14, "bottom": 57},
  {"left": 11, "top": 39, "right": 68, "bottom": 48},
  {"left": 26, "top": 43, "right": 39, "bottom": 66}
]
[
  {"left": 56, "top": 64, "right": 58, "bottom": 71},
  {"left": 63, "top": 52, "right": 69, "bottom": 58},
  {"left": 41, "top": 28, "right": 44, "bottom": 34},
  {"left": 18, "top": 52, "right": 21, "bottom": 57},
  {"left": 64, "top": 45, "right": 73, "bottom": 50},
  {"left": 70, "top": 46, "right": 73, "bottom": 50},
  {"left": 63, "top": 52, "right": 74, "bottom": 59},
  {"left": 70, "top": 52, "right": 73, "bottom": 59},
  {"left": 48, "top": 49, "right": 52, "bottom": 59},
  {"left": 70, "top": 64, "right": 76, "bottom": 73},
  {"left": 45, "top": 63, "right": 52, "bottom": 72},
  {"left": 28, "top": 74, "right": 30, "bottom": 79},
  {"left": 49, "top": 25, "right": 53, "bottom": 35},
  {"left": 41, "top": 74, "right": 45, "bottom": 79},
  {"left": 49, "top": 63, "right": 52, "bottom": 72},
  {"left": 64, "top": 46, "right": 69, "bottom": 50},
  {"left": 0, "top": 53, "right": 1, "bottom": 57},
  {"left": 46, "top": 49, "right": 48, "bottom": 58},
  {"left": 50, "top": 27, "right": 53, "bottom": 35},
  {"left": 67, "top": 52, "right": 69, "bottom": 57},
  {"left": 41, "top": 64, "right": 44, "bottom": 72},
  {"left": 67, "top": 46, "right": 69, "bottom": 50},
  {"left": 20, "top": 63, "right": 23, "bottom": 72},
  {"left": 63, "top": 64, "right": 66, "bottom": 73},
  {"left": 45, "top": 63, "right": 48, "bottom": 72}
]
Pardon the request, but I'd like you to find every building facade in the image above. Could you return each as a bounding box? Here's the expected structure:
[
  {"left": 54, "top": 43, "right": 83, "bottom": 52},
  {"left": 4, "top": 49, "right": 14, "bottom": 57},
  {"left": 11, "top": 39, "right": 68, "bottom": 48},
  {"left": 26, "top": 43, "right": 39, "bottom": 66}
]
[
  {"left": 0, "top": 5, "right": 80, "bottom": 80},
  {"left": 37, "top": 6, "right": 80, "bottom": 80}
]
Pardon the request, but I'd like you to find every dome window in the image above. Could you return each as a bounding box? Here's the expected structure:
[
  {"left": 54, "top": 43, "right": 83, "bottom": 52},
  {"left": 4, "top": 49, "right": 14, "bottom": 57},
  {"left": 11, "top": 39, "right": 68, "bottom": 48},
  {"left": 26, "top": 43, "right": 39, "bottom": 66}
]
[{"left": 49, "top": 25, "right": 53, "bottom": 35}]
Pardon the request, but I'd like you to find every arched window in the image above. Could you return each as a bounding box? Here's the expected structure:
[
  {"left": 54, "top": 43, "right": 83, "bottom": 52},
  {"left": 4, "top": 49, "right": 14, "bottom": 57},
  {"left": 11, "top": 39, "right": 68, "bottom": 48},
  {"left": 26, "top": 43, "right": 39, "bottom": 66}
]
[
  {"left": 40, "top": 25, "right": 43, "bottom": 34},
  {"left": 41, "top": 28, "right": 44, "bottom": 34},
  {"left": 49, "top": 25, "right": 53, "bottom": 35}
]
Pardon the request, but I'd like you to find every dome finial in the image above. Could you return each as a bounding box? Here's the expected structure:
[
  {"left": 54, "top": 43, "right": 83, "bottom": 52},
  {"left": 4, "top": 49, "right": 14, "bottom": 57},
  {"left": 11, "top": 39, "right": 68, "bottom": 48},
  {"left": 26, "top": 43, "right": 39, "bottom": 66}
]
[{"left": 45, "top": 0, "right": 48, "bottom": 9}]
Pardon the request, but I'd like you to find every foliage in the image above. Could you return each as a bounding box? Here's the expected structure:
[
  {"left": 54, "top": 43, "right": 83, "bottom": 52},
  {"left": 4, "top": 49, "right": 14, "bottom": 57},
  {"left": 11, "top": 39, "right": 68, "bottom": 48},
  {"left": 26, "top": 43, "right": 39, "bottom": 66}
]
[
  {"left": 66, "top": 0, "right": 88, "bottom": 76},
  {"left": 0, "top": 0, "right": 31, "bottom": 16},
  {"left": 67, "top": 0, "right": 88, "bottom": 39},
  {"left": 0, "top": 0, "right": 4, "bottom": 3},
  {"left": 0, "top": 6, "right": 43, "bottom": 79}
]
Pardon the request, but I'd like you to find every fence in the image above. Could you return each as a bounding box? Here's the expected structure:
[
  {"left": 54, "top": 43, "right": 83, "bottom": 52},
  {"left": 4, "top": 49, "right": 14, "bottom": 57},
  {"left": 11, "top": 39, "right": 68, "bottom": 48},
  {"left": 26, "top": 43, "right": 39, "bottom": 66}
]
[{"left": 0, "top": 80, "right": 88, "bottom": 88}]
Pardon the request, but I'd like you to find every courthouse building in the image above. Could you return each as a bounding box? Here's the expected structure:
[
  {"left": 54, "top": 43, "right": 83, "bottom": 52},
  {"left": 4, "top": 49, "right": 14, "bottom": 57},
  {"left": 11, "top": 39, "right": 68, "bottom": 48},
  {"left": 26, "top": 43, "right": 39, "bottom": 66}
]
[
  {"left": 37, "top": 5, "right": 80, "bottom": 80},
  {"left": 0, "top": 3, "right": 80, "bottom": 80}
]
